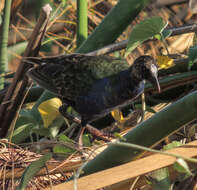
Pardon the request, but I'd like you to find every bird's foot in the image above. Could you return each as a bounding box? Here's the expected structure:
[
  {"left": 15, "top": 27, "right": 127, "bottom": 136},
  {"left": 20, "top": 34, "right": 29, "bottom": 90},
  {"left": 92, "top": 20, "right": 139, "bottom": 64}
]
[
  {"left": 59, "top": 104, "right": 112, "bottom": 146},
  {"left": 74, "top": 124, "right": 112, "bottom": 150},
  {"left": 75, "top": 127, "right": 86, "bottom": 149},
  {"left": 85, "top": 124, "right": 113, "bottom": 142},
  {"left": 74, "top": 123, "right": 112, "bottom": 148},
  {"left": 59, "top": 104, "right": 84, "bottom": 148}
]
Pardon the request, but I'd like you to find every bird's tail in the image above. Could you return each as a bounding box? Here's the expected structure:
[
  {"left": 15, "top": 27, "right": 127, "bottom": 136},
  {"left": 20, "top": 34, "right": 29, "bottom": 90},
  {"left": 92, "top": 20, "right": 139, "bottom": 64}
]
[
  {"left": 23, "top": 53, "right": 87, "bottom": 66},
  {"left": 23, "top": 57, "right": 44, "bottom": 65},
  {"left": 27, "top": 63, "right": 61, "bottom": 95}
]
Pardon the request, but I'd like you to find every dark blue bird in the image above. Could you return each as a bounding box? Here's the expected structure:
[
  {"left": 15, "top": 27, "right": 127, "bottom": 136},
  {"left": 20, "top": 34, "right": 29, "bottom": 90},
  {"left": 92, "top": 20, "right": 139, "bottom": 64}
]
[{"left": 26, "top": 54, "right": 160, "bottom": 141}]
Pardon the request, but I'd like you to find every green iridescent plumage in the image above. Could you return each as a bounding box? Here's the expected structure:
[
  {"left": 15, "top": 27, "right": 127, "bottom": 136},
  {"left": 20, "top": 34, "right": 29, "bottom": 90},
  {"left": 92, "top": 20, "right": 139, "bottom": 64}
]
[{"left": 27, "top": 53, "right": 130, "bottom": 100}]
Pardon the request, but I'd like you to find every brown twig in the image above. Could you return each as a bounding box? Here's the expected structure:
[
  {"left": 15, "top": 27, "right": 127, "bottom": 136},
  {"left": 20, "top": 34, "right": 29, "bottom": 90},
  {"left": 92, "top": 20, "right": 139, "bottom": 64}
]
[{"left": 0, "top": 4, "right": 52, "bottom": 138}]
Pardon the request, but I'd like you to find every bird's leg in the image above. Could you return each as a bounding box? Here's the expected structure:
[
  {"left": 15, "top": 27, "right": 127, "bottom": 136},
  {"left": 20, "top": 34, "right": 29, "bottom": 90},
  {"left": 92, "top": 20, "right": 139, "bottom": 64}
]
[
  {"left": 59, "top": 106, "right": 74, "bottom": 122},
  {"left": 75, "top": 119, "right": 86, "bottom": 147},
  {"left": 59, "top": 104, "right": 88, "bottom": 126},
  {"left": 139, "top": 93, "right": 146, "bottom": 123},
  {"left": 59, "top": 104, "right": 111, "bottom": 146},
  {"left": 59, "top": 104, "right": 84, "bottom": 147},
  {"left": 85, "top": 122, "right": 113, "bottom": 142}
]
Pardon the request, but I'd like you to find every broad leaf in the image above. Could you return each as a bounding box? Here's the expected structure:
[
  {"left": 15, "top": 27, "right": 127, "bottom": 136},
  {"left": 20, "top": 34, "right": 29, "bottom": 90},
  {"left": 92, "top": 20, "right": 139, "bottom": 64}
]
[
  {"left": 126, "top": 16, "right": 167, "bottom": 56},
  {"left": 59, "top": 134, "right": 74, "bottom": 143},
  {"left": 157, "top": 55, "right": 174, "bottom": 69},
  {"left": 12, "top": 123, "right": 35, "bottom": 144},
  {"left": 148, "top": 168, "right": 171, "bottom": 190},
  {"left": 12, "top": 110, "right": 38, "bottom": 143},
  {"left": 38, "top": 98, "right": 62, "bottom": 128},
  {"left": 53, "top": 134, "right": 75, "bottom": 155},
  {"left": 53, "top": 144, "right": 74, "bottom": 154}
]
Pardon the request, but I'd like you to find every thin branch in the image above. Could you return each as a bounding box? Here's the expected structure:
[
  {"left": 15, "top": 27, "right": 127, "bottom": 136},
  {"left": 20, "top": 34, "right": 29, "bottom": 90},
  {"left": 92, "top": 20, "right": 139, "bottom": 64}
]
[{"left": 0, "top": 4, "right": 52, "bottom": 138}]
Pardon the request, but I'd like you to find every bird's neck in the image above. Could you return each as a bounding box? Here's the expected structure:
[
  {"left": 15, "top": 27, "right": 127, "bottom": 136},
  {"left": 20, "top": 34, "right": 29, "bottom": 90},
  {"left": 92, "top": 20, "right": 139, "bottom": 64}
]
[
  {"left": 129, "top": 71, "right": 144, "bottom": 86},
  {"left": 129, "top": 65, "right": 144, "bottom": 82},
  {"left": 132, "top": 75, "right": 144, "bottom": 84},
  {"left": 119, "top": 70, "right": 144, "bottom": 95}
]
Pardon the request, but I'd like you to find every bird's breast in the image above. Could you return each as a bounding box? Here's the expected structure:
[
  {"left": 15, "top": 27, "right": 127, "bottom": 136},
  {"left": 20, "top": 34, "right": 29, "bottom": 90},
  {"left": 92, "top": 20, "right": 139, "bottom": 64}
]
[{"left": 75, "top": 76, "right": 145, "bottom": 118}]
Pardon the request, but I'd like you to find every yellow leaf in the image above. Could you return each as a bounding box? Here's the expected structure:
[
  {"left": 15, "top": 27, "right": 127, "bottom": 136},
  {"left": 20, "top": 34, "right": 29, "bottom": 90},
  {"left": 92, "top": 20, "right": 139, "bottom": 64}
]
[
  {"left": 156, "top": 55, "right": 174, "bottom": 69},
  {"left": 111, "top": 109, "right": 124, "bottom": 123},
  {"left": 38, "top": 98, "right": 62, "bottom": 128}
]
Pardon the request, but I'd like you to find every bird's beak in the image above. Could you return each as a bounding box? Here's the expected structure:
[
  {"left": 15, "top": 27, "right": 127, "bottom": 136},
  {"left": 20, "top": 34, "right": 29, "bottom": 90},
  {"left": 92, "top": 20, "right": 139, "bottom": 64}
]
[{"left": 149, "top": 75, "right": 161, "bottom": 93}]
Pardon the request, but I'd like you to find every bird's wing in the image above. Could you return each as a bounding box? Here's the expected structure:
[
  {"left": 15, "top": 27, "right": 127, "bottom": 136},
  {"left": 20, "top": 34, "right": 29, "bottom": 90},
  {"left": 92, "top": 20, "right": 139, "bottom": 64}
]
[{"left": 26, "top": 53, "right": 130, "bottom": 100}]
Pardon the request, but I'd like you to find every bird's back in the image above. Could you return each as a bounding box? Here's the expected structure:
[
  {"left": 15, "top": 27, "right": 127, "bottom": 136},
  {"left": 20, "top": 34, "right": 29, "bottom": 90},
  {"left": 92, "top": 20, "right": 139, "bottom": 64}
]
[{"left": 27, "top": 53, "right": 130, "bottom": 101}]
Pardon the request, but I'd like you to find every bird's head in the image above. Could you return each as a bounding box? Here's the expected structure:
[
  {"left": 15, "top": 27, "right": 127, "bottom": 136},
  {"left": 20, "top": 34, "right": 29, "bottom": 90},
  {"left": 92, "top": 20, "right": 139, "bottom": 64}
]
[{"left": 130, "top": 56, "right": 160, "bottom": 93}]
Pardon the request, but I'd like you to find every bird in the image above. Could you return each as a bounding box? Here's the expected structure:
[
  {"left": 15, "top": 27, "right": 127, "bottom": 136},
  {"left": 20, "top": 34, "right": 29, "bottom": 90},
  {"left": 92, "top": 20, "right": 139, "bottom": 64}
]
[{"left": 26, "top": 53, "right": 160, "bottom": 144}]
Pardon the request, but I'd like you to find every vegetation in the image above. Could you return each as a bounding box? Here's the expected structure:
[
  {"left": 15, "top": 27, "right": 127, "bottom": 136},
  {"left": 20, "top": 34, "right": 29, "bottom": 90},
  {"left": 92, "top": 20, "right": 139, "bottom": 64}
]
[{"left": 0, "top": 0, "right": 197, "bottom": 189}]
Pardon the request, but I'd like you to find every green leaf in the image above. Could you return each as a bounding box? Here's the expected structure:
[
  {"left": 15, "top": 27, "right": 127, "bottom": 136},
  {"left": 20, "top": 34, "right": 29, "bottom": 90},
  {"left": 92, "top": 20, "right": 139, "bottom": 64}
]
[
  {"left": 19, "top": 109, "right": 38, "bottom": 122},
  {"left": 188, "top": 45, "right": 197, "bottom": 62},
  {"left": 163, "top": 141, "right": 183, "bottom": 151},
  {"left": 32, "top": 127, "right": 50, "bottom": 137},
  {"left": 188, "top": 45, "right": 197, "bottom": 68},
  {"left": 188, "top": 60, "right": 194, "bottom": 70},
  {"left": 12, "top": 110, "right": 38, "bottom": 143},
  {"left": 148, "top": 168, "right": 171, "bottom": 190},
  {"left": 154, "top": 34, "right": 161, "bottom": 40},
  {"left": 82, "top": 134, "right": 92, "bottom": 147},
  {"left": 126, "top": 16, "right": 167, "bottom": 56},
  {"left": 12, "top": 123, "right": 35, "bottom": 144},
  {"left": 61, "top": 0, "right": 68, "bottom": 7},
  {"left": 173, "top": 158, "right": 193, "bottom": 176},
  {"left": 53, "top": 134, "right": 75, "bottom": 155},
  {"left": 16, "top": 153, "right": 52, "bottom": 190},
  {"left": 53, "top": 144, "right": 74, "bottom": 154},
  {"left": 59, "top": 134, "right": 74, "bottom": 143},
  {"left": 114, "top": 133, "right": 126, "bottom": 141}
]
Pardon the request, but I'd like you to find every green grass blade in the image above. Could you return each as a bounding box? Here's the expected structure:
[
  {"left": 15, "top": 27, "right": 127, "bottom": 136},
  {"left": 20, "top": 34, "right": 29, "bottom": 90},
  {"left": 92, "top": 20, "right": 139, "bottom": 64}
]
[
  {"left": 0, "top": 0, "right": 12, "bottom": 89},
  {"left": 77, "top": 0, "right": 88, "bottom": 47}
]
